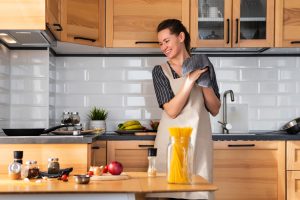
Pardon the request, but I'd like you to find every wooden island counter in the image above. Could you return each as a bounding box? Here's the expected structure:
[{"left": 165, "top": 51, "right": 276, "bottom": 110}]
[{"left": 0, "top": 172, "right": 217, "bottom": 200}]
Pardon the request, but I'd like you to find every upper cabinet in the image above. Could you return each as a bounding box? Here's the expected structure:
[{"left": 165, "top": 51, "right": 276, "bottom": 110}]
[
  {"left": 0, "top": 0, "right": 45, "bottom": 30},
  {"left": 275, "top": 0, "right": 300, "bottom": 47},
  {"left": 106, "top": 0, "right": 189, "bottom": 48},
  {"left": 190, "top": 0, "right": 275, "bottom": 48},
  {"left": 46, "top": 0, "right": 105, "bottom": 47}
]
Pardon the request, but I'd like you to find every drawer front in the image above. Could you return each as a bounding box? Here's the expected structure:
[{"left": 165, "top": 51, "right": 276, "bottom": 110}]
[{"left": 287, "top": 141, "right": 300, "bottom": 170}]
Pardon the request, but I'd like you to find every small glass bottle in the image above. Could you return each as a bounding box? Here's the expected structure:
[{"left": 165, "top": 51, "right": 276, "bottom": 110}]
[
  {"left": 167, "top": 136, "right": 193, "bottom": 184},
  {"left": 8, "top": 151, "right": 23, "bottom": 180},
  {"left": 147, "top": 148, "right": 157, "bottom": 177},
  {"left": 24, "top": 160, "right": 40, "bottom": 179},
  {"left": 71, "top": 112, "right": 80, "bottom": 125},
  {"left": 48, "top": 158, "right": 60, "bottom": 174},
  {"left": 61, "top": 111, "right": 71, "bottom": 125}
]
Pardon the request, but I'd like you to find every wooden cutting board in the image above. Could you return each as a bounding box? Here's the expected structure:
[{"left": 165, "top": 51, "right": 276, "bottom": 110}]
[
  {"left": 90, "top": 173, "right": 129, "bottom": 181},
  {"left": 134, "top": 132, "right": 157, "bottom": 136}
]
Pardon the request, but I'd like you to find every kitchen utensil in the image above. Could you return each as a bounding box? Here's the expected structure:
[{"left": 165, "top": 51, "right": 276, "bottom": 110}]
[
  {"left": 90, "top": 173, "right": 129, "bottom": 181},
  {"left": 74, "top": 175, "right": 90, "bottom": 184},
  {"left": 2, "top": 124, "right": 73, "bottom": 136},
  {"left": 281, "top": 117, "right": 300, "bottom": 134}
]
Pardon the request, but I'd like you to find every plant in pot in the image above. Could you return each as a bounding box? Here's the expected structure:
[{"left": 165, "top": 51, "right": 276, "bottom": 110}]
[{"left": 88, "top": 107, "right": 108, "bottom": 134}]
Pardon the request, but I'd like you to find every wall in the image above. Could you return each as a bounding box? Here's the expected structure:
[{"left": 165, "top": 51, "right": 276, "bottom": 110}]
[
  {"left": 55, "top": 56, "right": 300, "bottom": 132},
  {"left": 0, "top": 44, "right": 10, "bottom": 130}
]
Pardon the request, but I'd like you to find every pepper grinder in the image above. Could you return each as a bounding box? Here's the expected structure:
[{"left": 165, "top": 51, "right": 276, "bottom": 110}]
[{"left": 147, "top": 148, "right": 157, "bottom": 177}]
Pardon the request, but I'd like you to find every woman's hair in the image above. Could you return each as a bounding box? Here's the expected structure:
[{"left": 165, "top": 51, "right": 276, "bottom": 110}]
[{"left": 157, "top": 19, "right": 191, "bottom": 54}]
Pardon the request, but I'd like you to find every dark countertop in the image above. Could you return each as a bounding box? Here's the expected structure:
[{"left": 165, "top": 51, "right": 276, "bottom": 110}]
[
  {"left": 97, "top": 131, "right": 300, "bottom": 141},
  {"left": 0, "top": 133, "right": 97, "bottom": 144}
]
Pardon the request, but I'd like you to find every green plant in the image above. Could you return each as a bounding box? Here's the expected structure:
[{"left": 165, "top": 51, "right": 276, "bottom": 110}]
[{"left": 88, "top": 107, "right": 108, "bottom": 120}]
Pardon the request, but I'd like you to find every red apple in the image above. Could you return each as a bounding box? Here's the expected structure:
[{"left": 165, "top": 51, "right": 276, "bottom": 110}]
[{"left": 108, "top": 161, "right": 123, "bottom": 175}]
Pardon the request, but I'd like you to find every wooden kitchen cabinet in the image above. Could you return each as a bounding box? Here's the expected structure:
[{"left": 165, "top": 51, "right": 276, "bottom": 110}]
[
  {"left": 287, "top": 141, "right": 300, "bottom": 200},
  {"left": 190, "top": 0, "right": 275, "bottom": 48},
  {"left": 91, "top": 140, "right": 107, "bottom": 166},
  {"left": 0, "top": 0, "right": 45, "bottom": 30},
  {"left": 213, "top": 141, "right": 285, "bottom": 200},
  {"left": 275, "top": 0, "right": 300, "bottom": 47},
  {"left": 107, "top": 140, "right": 154, "bottom": 171},
  {"left": 106, "top": 0, "right": 189, "bottom": 47},
  {"left": 0, "top": 144, "right": 91, "bottom": 174},
  {"left": 46, "top": 0, "right": 105, "bottom": 47}
]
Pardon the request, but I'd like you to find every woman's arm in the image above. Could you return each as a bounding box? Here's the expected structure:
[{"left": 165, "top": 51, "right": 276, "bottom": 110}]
[
  {"left": 202, "top": 87, "right": 221, "bottom": 116},
  {"left": 163, "top": 68, "right": 208, "bottom": 118}
]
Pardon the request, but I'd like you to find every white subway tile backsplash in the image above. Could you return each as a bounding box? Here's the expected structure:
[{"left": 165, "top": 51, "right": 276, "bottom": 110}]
[
  {"left": 11, "top": 93, "right": 49, "bottom": 106},
  {"left": 56, "top": 57, "right": 104, "bottom": 69},
  {"left": 260, "top": 82, "right": 296, "bottom": 93},
  {"left": 127, "top": 70, "right": 152, "bottom": 80},
  {"left": 103, "top": 83, "right": 141, "bottom": 94},
  {"left": 144, "top": 108, "right": 162, "bottom": 120},
  {"left": 104, "top": 57, "right": 143, "bottom": 68},
  {"left": 279, "top": 69, "right": 300, "bottom": 80},
  {"left": 56, "top": 69, "right": 87, "bottom": 81},
  {"left": 220, "top": 82, "right": 258, "bottom": 94},
  {"left": 107, "top": 108, "right": 142, "bottom": 120},
  {"left": 220, "top": 57, "right": 258, "bottom": 68},
  {"left": 249, "top": 120, "right": 277, "bottom": 130},
  {"left": 142, "top": 82, "right": 155, "bottom": 94},
  {"left": 241, "top": 69, "right": 278, "bottom": 81},
  {"left": 215, "top": 69, "right": 239, "bottom": 81},
  {"left": 87, "top": 95, "right": 124, "bottom": 107},
  {"left": 259, "top": 57, "right": 297, "bottom": 68},
  {"left": 240, "top": 95, "right": 277, "bottom": 106},
  {"left": 66, "top": 82, "right": 103, "bottom": 94},
  {"left": 0, "top": 93, "right": 9, "bottom": 104},
  {"left": 259, "top": 107, "right": 297, "bottom": 120},
  {"left": 127, "top": 96, "right": 158, "bottom": 107},
  {"left": 10, "top": 121, "right": 49, "bottom": 128},
  {"left": 0, "top": 105, "right": 9, "bottom": 119},
  {"left": 89, "top": 69, "right": 125, "bottom": 81},
  {"left": 145, "top": 57, "right": 167, "bottom": 67},
  {"left": 11, "top": 78, "right": 48, "bottom": 92},
  {"left": 56, "top": 95, "right": 86, "bottom": 107},
  {"left": 11, "top": 107, "right": 48, "bottom": 120},
  {"left": 277, "top": 95, "right": 300, "bottom": 106}
]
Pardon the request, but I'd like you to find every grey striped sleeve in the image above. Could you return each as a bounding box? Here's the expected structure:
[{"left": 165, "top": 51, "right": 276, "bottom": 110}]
[{"left": 152, "top": 65, "right": 174, "bottom": 109}]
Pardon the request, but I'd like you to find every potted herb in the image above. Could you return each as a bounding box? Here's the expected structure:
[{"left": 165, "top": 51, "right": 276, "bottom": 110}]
[{"left": 88, "top": 107, "right": 108, "bottom": 133}]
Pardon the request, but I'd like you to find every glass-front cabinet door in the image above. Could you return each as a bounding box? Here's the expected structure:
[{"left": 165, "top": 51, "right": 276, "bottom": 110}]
[{"left": 190, "top": 0, "right": 275, "bottom": 48}]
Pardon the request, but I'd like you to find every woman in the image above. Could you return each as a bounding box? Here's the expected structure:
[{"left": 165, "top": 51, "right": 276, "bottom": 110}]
[{"left": 149, "top": 19, "right": 221, "bottom": 200}]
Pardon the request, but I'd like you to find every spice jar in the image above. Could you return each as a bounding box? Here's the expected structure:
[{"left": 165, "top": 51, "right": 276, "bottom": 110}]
[
  {"left": 8, "top": 151, "right": 23, "bottom": 180},
  {"left": 48, "top": 158, "right": 60, "bottom": 174},
  {"left": 61, "top": 111, "right": 71, "bottom": 124},
  {"left": 167, "top": 127, "right": 193, "bottom": 184},
  {"left": 147, "top": 148, "right": 157, "bottom": 177},
  {"left": 24, "top": 160, "right": 40, "bottom": 179},
  {"left": 71, "top": 112, "right": 80, "bottom": 125}
]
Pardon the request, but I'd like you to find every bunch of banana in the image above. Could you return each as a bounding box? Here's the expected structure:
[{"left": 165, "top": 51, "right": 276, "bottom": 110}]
[{"left": 118, "top": 120, "right": 145, "bottom": 130}]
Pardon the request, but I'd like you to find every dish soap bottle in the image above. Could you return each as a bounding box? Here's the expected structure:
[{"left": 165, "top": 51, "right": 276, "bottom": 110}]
[
  {"left": 147, "top": 148, "right": 157, "bottom": 177},
  {"left": 8, "top": 151, "right": 23, "bottom": 180}
]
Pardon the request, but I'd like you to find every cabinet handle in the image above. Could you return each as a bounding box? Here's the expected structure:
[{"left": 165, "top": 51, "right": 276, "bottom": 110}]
[
  {"left": 74, "top": 36, "right": 96, "bottom": 42},
  {"left": 227, "top": 19, "right": 230, "bottom": 44},
  {"left": 235, "top": 18, "right": 239, "bottom": 44},
  {"left": 53, "top": 23, "right": 63, "bottom": 31},
  {"left": 228, "top": 144, "right": 255, "bottom": 147},
  {"left": 138, "top": 144, "right": 154, "bottom": 148},
  {"left": 92, "top": 146, "right": 100, "bottom": 149},
  {"left": 291, "top": 41, "right": 300, "bottom": 44},
  {"left": 135, "top": 41, "right": 159, "bottom": 44}
]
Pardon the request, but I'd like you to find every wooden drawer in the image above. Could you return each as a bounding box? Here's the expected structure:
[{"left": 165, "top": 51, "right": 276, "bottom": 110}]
[
  {"left": 287, "top": 141, "right": 300, "bottom": 170},
  {"left": 287, "top": 171, "right": 300, "bottom": 200}
]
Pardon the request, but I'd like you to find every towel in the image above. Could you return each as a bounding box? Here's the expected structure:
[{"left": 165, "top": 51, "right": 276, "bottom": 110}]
[{"left": 182, "top": 54, "right": 220, "bottom": 99}]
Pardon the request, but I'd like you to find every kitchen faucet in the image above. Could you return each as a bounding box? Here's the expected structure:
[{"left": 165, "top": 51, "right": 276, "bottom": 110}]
[{"left": 218, "top": 90, "right": 235, "bottom": 134}]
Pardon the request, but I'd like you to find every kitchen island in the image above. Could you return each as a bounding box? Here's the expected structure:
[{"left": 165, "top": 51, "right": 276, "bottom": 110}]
[{"left": 0, "top": 172, "right": 217, "bottom": 200}]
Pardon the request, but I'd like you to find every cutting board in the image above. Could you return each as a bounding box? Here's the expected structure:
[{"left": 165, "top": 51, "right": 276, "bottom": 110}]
[
  {"left": 134, "top": 132, "right": 157, "bottom": 136},
  {"left": 90, "top": 173, "right": 129, "bottom": 181}
]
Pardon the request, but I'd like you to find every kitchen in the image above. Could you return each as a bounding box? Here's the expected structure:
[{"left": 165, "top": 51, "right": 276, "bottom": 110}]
[{"left": 0, "top": 0, "right": 300, "bottom": 200}]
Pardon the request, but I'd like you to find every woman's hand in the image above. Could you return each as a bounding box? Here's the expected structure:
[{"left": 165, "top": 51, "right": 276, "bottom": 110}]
[{"left": 186, "top": 67, "right": 208, "bottom": 86}]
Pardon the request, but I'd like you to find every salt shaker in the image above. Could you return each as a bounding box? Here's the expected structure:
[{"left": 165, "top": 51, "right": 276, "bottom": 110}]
[{"left": 147, "top": 148, "right": 157, "bottom": 177}]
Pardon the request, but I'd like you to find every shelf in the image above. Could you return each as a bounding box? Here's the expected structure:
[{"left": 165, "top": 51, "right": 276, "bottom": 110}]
[
  {"left": 240, "top": 17, "right": 266, "bottom": 22},
  {"left": 198, "top": 17, "right": 224, "bottom": 22}
]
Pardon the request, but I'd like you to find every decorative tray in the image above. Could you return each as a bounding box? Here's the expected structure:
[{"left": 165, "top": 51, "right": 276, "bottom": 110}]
[{"left": 51, "top": 129, "right": 96, "bottom": 135}]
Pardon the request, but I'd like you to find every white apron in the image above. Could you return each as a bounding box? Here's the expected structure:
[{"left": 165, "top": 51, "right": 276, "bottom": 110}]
[{"left": 147, "top": 63, "right": 213, "bottom": 200}]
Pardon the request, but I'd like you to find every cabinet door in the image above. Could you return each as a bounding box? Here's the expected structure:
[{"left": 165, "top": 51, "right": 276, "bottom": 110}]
[
  {"left": 275, "top": 0, "right": 300, "bottom": 47},
  {"left": 191, "top": 0, "right": 232, "bottom": 47},
  {"left": 191, "top": 0, "right": 274, "bottom": 48},
  {"left": 213, "top": 141, "right": 285, "bottom": 200},
  {"left": 232, "top": 0, "right": 274, "bottom": 47},
  {"left": 287, "top": 141, "right": 300, "bottom": 170},
  {"left": 287, "top": 171, "right": 300, "bottom": 200},
  {"left": 106, "top": 0, "right": 189, "bottom": 47},
  {"left": 61, "top": 0, "right": 105, "bottom": 47},
  {"left": 107, "top": 140, "right": 154, "bottom": 171},
  {"left": 0, "top": 0, "right": 45, "bottom": 30},
  {"left": 46, "top": 0, "right": 62, "bottom": 40},
  {"left": 91, "top": 141, "right": 106, "bottom": 166}
]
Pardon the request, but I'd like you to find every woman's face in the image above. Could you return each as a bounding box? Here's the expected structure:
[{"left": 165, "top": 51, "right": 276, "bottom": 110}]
[{"left": 157, "top": 28, "right": 185, "bottom": 59}]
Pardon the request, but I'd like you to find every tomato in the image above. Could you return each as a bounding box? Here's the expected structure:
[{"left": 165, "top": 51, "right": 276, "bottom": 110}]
[
  {"left": 103, "top": 165, "right": 108, "bottom": 173},
  {"left": 61, "top": 174, "right": 68, "bottom": 181},
  {"left": 87, "top": 171, "right": 94, "bottom": 176}
]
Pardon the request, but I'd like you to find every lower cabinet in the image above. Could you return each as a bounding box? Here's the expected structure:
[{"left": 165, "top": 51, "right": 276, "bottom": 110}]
[
  {"left": 91, "top": 140, "right": 107, "bottom": 166},
  {"left": 213, "top": 141, "right": 285, "bottom": 200},
  {"left": 287, "top": 141, "right": 300, "bottom": 200},
  {"left": 107, "top": 140, "right": 154, "bottom": 172}
]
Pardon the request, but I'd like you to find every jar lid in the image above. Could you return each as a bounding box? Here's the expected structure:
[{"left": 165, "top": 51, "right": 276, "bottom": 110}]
[
  {"left": 25, "top": 160, "right": 33, "bottom": 165},
  {"left": 71, "top": 112, "right": 79, "bottom": 115},
  {"left": 63, "top": 111, "right": 70, "bottom": 114},
  {"left": 148, "top": 148, "right": 157, "bottom": 157},
  {"left": 13, "top": 151, "right": 23, "bottom": 159},
  {"left": 48, "top": 158, "right": 59, "bottom": 162}
]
